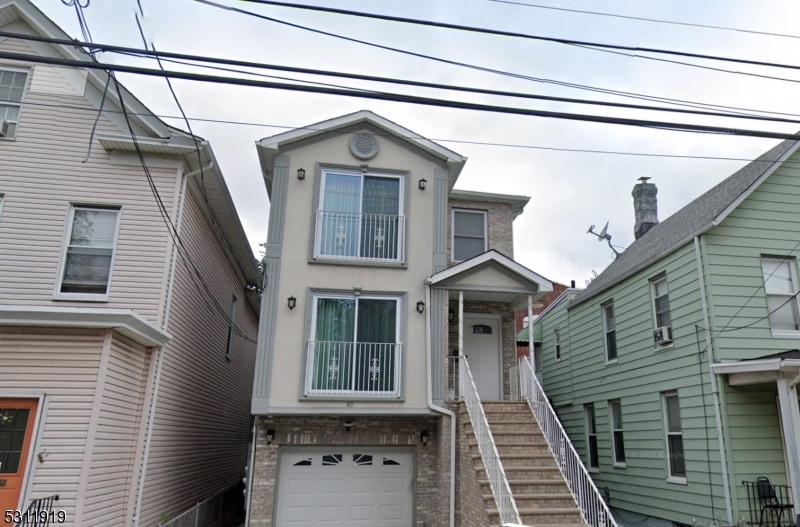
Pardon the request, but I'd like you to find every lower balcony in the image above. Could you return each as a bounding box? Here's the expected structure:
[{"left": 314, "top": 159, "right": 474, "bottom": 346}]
[{"left": 304, "top": 340, "right": 401, "bottom": 398}]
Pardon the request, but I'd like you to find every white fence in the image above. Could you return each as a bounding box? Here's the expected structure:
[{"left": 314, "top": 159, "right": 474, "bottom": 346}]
[
  {"left": 305, "top": 341, "right": 401, "bottom": 397},
  {"left": 460, "top": 356, "right": 521, "bottom": 526},
  {"left": 519, "top": 357, "right": 619, "bottom": 527}
]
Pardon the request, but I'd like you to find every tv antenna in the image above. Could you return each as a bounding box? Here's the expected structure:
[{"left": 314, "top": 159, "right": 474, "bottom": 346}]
[{"left": 587, "top": 221, "right": 621, "bottom": 258}]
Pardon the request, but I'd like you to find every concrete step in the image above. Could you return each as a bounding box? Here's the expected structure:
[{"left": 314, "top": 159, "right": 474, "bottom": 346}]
[
  {"left": 488, "top": 507, "right": 584, "bottom": 525},
  {"left": 474, "top": 452, "right": 558, "bottom": 468},
  {"left": 503, "top": 465, "right": 564, "bottom": 480},
  {"left": 486, "top": 421, "right": 541, "bottom": 434}
]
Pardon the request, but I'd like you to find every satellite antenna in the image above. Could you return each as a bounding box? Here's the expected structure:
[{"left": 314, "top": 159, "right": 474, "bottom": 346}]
[{"left": 587, "top": 221, "right": 621, "bottom": 258}]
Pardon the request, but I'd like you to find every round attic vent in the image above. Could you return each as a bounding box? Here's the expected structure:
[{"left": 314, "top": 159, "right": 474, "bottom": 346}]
[{"left": 349, "top": 133, "right": 380, "bottom": 160}]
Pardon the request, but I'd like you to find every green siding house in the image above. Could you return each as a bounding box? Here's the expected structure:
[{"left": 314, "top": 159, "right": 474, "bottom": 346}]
[{"left": 534, "top": 139, "right": 800, "bottom": 527}]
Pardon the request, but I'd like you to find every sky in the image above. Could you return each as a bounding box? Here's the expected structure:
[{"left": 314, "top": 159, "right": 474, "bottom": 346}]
[{"left": 28, "top": 0, "right": 800, "bottom": 287}]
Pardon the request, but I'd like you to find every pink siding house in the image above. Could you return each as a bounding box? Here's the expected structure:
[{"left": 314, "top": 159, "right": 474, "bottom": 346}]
[{"left": 0, "top": 1, "right": 260, "bottom": 526}]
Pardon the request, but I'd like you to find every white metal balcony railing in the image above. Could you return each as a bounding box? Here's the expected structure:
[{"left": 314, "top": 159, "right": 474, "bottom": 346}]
[
  {"left": 305, "top": 341, "right": 401, "bottom": 397},
  {"left": 519, "top": 357, "right": 619, "bottom": 527},
  {"left": 460, "top": 356, "right": 522, "bottom": 526},
  {"left": 315, "top": 210, "right": 405, "bottom": 262}
]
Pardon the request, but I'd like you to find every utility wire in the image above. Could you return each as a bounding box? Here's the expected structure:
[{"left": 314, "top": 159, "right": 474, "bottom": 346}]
[
  {"left": 488, "top": 0, "right": 800, "bottom": 41},
  {"left": 192, "top": 1, "right": 800, "bottom": 120},
  {"left": 232, "top": 0, "right": 800, "bottom": 73},
  {"left": 9, "top": 29, "right": 799, "bottom": 125},
  {"left": 5, "top": 48, "right": 800, "bottom": 141}
]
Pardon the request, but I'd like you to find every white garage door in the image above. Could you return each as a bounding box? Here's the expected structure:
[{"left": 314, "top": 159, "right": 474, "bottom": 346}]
[{"left": 276, "top": 447, "right": 414, "bottom": 526}]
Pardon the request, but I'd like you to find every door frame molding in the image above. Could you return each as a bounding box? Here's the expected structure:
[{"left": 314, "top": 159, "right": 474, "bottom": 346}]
[
  {"left": 0, "top": 393, "right": 48, "bottom": 511},
  {"left": 463, "top": 313, "right": 503, "bottom": 400}
]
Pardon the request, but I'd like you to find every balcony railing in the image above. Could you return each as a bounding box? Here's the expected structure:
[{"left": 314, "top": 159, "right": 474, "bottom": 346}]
[
  {"left": 314, "top": 210, "right": 405, "bottom": 263},
  {"left": 742, "top": 479, "right": 795, "bottom": 527},
  {"left": 519, "top": 357, "right": 618, "bottom": 527},
  {"left": 305, "top": 340, "right": 401, "bottom": 397}
]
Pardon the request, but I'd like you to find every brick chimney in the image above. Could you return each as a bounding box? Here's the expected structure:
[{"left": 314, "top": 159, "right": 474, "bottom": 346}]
[{"left": 632, "top": 177, "right": 658, "bottom": 239}]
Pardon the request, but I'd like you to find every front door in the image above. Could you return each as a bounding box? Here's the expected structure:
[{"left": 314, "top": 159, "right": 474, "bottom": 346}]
[
  {"left": 463, "top": 317, "right": 501, "bottom": 400},
  {"left": 0, "top": 399, "right": 37, "bottom": 520}
]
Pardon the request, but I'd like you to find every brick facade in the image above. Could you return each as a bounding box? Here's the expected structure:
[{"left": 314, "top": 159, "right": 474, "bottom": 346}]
[
  {"left": 248, "top": 415, "right": 448, "bottom": 526},
  {"left": 447, "top": 198, "right": 515, "bottom": 262}
]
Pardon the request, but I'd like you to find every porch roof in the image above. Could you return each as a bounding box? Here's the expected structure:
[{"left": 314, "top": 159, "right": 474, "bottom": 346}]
[
  {"left": 427, "top": 250, "right": 553, "bottom": 310},
  {"left": 711, "top": 350, "right": 800, "bottom": 386}
]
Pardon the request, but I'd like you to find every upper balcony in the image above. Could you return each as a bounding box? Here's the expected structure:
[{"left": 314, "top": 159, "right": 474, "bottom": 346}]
[{"left": 314, "top": 210, "right": 405, "bottom": 263}]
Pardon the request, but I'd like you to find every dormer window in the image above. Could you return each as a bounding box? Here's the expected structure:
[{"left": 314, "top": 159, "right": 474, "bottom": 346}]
[{"left": 314, "top": 169, "right": 404, "bottom": 263}]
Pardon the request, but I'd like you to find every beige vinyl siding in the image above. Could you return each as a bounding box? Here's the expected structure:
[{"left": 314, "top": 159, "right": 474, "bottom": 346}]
[
  {"left": 82, "top": 335, "right": 152, "bottom": 526},
  {"left": 138, "top": 189, "right": 258, "bottom": 527},
  {"left": 703, "top": 155, "right": 800, "bottom": 359},
  {"left": 0, "top": 38, "right": 177, "bottom": 321},
  {"left": 0, "top": 326, "right": 105, "bottom": 527}
]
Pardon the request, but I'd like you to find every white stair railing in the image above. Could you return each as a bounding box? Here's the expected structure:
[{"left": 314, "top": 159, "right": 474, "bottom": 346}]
[
  {"left": 519, "top": 357, "right": 618, "bottom": 527},
  {"left": 459, "top": 356, "right": 522, "bottom": 526}
]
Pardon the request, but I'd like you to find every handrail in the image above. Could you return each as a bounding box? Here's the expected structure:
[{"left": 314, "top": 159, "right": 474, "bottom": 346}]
[
  {"left": 519, "top": 357, "right": 619, "bottom": 527},
  {"left": 459, "top": 355, "right": 521, "bottom": 525},
  {"left": 14, "top": 494, "right": 60, "bottom": 527}
]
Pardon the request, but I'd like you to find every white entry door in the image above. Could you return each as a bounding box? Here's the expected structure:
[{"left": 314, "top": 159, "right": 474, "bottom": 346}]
[
  {"left": 463, "top": 316, "right": 502, "bottom": 400},
  {"left": 276, "top": 446, "right": 414, "bottom": 526}
]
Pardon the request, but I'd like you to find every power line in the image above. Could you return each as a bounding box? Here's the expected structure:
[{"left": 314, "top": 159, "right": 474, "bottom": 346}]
[
  {"left": 192, "top": 1, "right": 800, "bottom": 120},
  {"left": 231, "top": 0, "right": 800, "bottom": 73},
  {"left": 10, "top": 29, "right": 798, "bottom": 125},
  {"left": 488, "top": 0, "right": 800, "bottom": 41},
  {"left": 6, "top": 47, "right": 800, "bottom": 141}
]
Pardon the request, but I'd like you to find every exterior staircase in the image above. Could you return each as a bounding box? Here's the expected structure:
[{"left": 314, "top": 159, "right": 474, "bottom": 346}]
[{"left": 462, "top": 401, "right": 586, "bottom": 527}]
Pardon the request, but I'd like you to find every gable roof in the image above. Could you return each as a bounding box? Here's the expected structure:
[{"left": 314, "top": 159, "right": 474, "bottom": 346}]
[
  {"left": 427, "top": 249, "right": 553, "bottom": 292},
  {"left": 256, "top": 110, "right": 467, "bottom": 197},
  {"left": 571, "top": 137, "right": 800, "bottom": 307},
  {"left": 0, "top": 0, "right": 259, "bottom": 292}
]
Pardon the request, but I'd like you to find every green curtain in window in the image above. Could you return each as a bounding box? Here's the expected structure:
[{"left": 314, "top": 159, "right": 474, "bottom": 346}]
[
  {"left": 312, "top": 298, "right": 355, "bottom": 390},
  {"left": 355, "top": 299, "right": 397, "bottom": 392}
]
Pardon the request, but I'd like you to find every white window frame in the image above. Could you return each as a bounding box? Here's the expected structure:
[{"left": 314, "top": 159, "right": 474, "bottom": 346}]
[
  {"left": 0, "top": 67, "right": 30, "bottom": 139},
  {"left": 650, "top": 274, "right": 673, "bottom": 348},
  {"left": 451, "top": 208, "right": 487, "bottom": 263},
  {"left": 54, "top": 204, "right": 121, "bottom": 302},
  {"left": 602, "top": 300, "right": 617, "bottom": 364},
  {"left": 553, "top": 328, "right": 561, "bottom": 362},
  {"left": 306, "top": 292, "right": 403, "bottom": 398},
  {"left": 584, "top": 404, "right": 599, "bottom": 472},
  {"left": 609, "top": 399, "right": 626, "bottom": 467},
  {"left": 662, "top": 391, "right": 687, "bottom": 484},
  {"left": 761, "top": 256, "right": 800, "bottom": 336},
  {"left": 314, "top": 168, "right": 405, "bottom": 264}
]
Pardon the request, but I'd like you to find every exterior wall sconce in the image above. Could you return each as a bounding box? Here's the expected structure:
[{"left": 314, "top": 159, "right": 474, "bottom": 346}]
[
  {"left": 266, "top": 429, "right": 275, "bottom": 444},
  {"left": 297, "top": 168, "right": 306, "bottom": 180},
  {"left": 418, "top": 178, "right": 427, "bottom": 190},
  {"left": 416, "top": 301, "right": 425, "bottom": 314},
  {"left": 420, "top": 430, "right": 429, "bottom": 446},
  {"left": 287, "top": 296, "right": 297, "bottom": 310},
  {"left": 449, "top": 309, "right": 455, "bottom": 322},
  {"left": 342, "top": 420, "right": 354, "bottom": 432}
]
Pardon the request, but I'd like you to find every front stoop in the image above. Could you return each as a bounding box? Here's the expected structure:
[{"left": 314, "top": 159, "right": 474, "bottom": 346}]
[{"left": 463, "top": 401, "right": 587, "bottom": 527}]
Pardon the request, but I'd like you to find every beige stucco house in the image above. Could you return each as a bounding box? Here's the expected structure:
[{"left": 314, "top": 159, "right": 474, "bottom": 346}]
[
  {"left": 0, "top": 1, "right": 259, "bottom": 525},
  {"left": 246, "top": 110, "right": 565, "bottom": 526}
]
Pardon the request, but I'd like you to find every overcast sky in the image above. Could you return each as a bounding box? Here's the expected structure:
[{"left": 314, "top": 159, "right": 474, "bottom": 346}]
[{"left": 30, "top": 0, "right": 800, "bottom": 287}]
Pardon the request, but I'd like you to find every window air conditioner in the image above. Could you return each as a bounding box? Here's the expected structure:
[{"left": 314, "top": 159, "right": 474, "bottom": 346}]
[
  {"left": 653, "top": 326, "right": 673, "bottom": 345},
  {"left": 0, "top": 119, "right": 8, "bottom": 138}
]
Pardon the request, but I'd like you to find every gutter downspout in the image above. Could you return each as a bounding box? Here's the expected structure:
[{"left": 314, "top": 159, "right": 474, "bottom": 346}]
[
  {"left": 425, "top": 283, "right": 456, "bottom": 527},
  {"left": 694, "top": 235, "right": 733, "bottom": 524}
]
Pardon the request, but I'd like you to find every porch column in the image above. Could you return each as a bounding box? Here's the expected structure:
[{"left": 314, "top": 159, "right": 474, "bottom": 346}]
[
  {"left": 527, "top": 295, "right": 534, "bottom": 366},
  {"left": 458, "top": 291, "right": 464, "bottom": 358},
  {"left": 777, "top": 378, "right": 800, "bottom": 518}
]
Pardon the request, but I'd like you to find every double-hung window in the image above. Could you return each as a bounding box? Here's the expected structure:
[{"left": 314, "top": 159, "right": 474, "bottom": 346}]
[
  {"left": 0, "top": 68, "right": 28, "bottom": 138},
  {"left": 663, "top": 391, "right": 686, "bottom": 481},
  {"left": 57, "top": 205, "right": 121, "bottom": 298},
  {"left": 651, "top": 275, "right": 671, "bottom": 328},
  {"left": 584, "top": 404, "right": 599, "bottom": 470},
  {"left": 315, "top": 170, "right": 404, "bottom": 263},
  {"left": 761, "top": 257, "right": 800, "bottom": 333},
  {"left": 609, "top": 399, "right": 625, "bottom": 466},
  {"left": 307, "top": 294, "right": 401, "bottom": 397},
  {"left": 602, "top": 301, "right": 617, "bottom": 362},
  {"left": 553, "top": 329, "right": 561, "bottom": 361},
  {"left": 452, "top": 209, "right": 487, "bottom": 262}
]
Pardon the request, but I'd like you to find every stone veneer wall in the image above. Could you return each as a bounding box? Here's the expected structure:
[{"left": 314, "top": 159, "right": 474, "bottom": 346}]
[
  {"left": 447, "top": 198, "right": 515, "bottom": 262},
  {"left": 248, "top": 414, "right": 448, "bottom": 526},
  {"left": 447, "top": 300, "right": 516, "bottom": 400}
]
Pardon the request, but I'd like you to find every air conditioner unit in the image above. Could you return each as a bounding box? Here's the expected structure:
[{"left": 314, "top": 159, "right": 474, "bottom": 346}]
[
  {"left": 654, "top": 326, "right": 673, "bottom": 345},
  {"left": 0, "top": 119, "right": 8, "bottom": 138}
]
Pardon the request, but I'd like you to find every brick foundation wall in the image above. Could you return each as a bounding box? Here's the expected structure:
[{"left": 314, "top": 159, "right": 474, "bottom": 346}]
[
  {"left": 248, "top": 414, "right": 448, "bottom": 526},
  {"left": 452, "top": 402, "right": 493, "bottom": 527}
]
